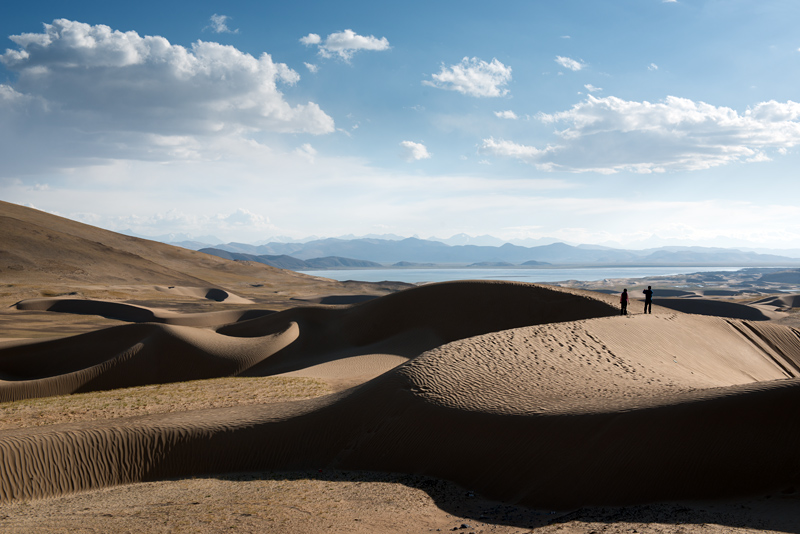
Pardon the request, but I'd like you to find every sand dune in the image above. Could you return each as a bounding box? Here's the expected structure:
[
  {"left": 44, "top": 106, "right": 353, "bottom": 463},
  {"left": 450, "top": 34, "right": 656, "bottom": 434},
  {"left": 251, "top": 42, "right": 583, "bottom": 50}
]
[
  {"left": 1, "top": 281, "right": 619, "bottom": 400},
  {"left": 2, "top": 281, "right": 800, "bottom": 509},
  {"left": 15, "top": 297, "right": 273, "bottom": 327},
  {"left": 750, "top": 293, "right": 800, "bottom": 309},
  {"left": 0, "top": 321, "right": 299, "bottom": 402}
]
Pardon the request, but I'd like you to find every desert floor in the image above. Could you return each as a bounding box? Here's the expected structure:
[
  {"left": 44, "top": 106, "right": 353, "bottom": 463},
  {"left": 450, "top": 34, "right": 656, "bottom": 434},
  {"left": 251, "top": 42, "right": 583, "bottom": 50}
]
[{"left": 2, "top": 273, "right": 800, "bottom": 533}]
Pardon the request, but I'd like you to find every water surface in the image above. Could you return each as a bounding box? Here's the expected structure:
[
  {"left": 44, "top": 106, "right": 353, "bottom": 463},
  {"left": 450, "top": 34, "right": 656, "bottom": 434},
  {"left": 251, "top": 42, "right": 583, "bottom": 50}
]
[{"left": 299, "top": 266, "right": 747, "bottom": 284}]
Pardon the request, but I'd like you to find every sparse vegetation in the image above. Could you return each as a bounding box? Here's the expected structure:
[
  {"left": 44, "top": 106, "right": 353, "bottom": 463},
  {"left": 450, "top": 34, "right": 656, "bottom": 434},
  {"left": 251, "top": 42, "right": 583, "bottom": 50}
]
[{"left": 0, "top": 376, "right": 331, "bottom": 430}]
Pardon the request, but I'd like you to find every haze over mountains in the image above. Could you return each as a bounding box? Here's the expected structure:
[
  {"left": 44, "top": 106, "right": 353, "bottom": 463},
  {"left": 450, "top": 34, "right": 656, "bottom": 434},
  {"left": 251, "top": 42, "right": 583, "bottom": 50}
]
[
  {"left": 191, "top": 237, "right": 800, "bottom": 269},
  {"left": 124, "top": 230, "right": 800, "bottom": 257},
  {"left": 115, "top": 228, "right": 800, "bottom": 268}
]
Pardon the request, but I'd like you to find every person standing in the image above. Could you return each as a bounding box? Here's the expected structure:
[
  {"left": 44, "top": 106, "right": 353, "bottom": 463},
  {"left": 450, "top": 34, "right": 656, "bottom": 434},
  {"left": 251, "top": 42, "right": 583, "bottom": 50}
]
[
  {"left": 620, "top": 289, "right": 629, "bottom": 315},
  {"left": 643, "top": 286, "right": 653, "bottom": 314}
]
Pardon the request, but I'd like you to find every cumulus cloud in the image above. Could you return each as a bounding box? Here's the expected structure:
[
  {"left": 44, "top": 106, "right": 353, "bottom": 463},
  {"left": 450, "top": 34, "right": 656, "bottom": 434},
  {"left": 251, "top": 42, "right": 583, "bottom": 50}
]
[
  {"left": 304, "top": 62, "right": 318, "bottom": 73},
  {"left": 0, "top": 19, "right": 334, "bottom": 175},
  {"left": 648, "top": 63, "right": 659, "bottom": 71},
  {"left": 555, "top": 56, "right": 585, "bottom": 71},
  {"left": 481, "top": 138, "right": 556, "bottom": 162},
  {"left": 494, "top": 110, "right": 518, "bottom": 119},
  {"left": 423, "top": 57, "right": 512, "bottom": 98},
  {"left": 481, "top": 95, "right": 800, "bottom": 173},
  {"left": 207, "top": 14, "right": 238, "bottom": 34},
  {"left": 400, "top": 141, "right": 431, "bottom": 162},
  {"left": 301, "top": 29, "right": 389, "bottom": 61},
  {"left": 300, "top": 33, "right": 321, "bottom": 45},
  {"left": 584, "top": 84, "right": 602, "bottom": 93}
]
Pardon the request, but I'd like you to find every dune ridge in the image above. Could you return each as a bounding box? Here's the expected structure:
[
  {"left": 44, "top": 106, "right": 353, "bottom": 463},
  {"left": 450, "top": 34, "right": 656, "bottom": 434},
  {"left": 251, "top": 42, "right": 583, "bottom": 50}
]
[
  {"left": 0, "top": 322, "right": 299, "bottom": 402},
  {"left": 1, "top": 281, "right": 620, "bottom": 400},
  {"left": 2, "top": 281, "right": 800, "bottom": 509}
]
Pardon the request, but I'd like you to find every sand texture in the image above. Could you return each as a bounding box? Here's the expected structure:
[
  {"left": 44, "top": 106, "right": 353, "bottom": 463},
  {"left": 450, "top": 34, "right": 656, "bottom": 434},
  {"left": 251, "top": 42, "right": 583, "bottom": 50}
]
[{"left": 2, "top": 280, "right": 800, "bottom": 511}]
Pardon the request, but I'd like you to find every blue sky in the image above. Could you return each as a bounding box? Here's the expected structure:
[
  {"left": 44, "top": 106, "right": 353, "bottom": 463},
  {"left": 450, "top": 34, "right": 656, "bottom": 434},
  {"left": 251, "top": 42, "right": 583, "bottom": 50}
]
[{"left": 2, "top": 0, "right": 800, "bottom": 248}]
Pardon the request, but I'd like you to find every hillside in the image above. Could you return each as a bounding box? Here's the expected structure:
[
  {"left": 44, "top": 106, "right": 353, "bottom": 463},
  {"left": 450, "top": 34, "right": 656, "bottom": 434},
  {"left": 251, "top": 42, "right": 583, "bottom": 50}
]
[
  {"left": 0, "top": 201, "right": 408, "bottom": 310},
  {"left": 199, "top": 248, "right": 383, "bottom": 270}
]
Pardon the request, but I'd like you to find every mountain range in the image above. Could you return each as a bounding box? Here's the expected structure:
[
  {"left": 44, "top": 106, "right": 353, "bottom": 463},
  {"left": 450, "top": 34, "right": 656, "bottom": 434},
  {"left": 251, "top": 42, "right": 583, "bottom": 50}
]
[{"left": 194, "top": 237, "right": 800, "bottom": 268}]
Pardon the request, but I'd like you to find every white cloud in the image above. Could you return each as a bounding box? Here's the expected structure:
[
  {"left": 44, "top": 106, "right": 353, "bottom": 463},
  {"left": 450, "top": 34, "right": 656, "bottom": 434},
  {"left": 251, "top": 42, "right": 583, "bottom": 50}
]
[
  {"left": 400, "top": 141, "right": 431, "bottom": 162},
  {"left": 294, "top": 143, "right": 317, "bottom": 162},
  {"left": 555, "top": 56, "right": 585, "bottom": 71},
  {"left": 222, "top": 208, "right": 270, "bottom": 227},
  {"left": 584, "top": 84, "right": 602, "bottom": 93},
  {"left": 106, "top": 207, "right": 276, "bottom": 239},
  {"left": 302, "top": 29, "right": 389, "bottom": 61},
  {"left": 648, "top": 63, "right": 659, "bottom": 71},
  {"left": 300, "top": 33, "right": 321, "bottom": 45},
  {"left": 481, "top": 95, "right": 800, "bottom": 173},
  {"left": 481, "top": 138, "right": 557, "bottom": 162},
  {"left": 6, "top": 147, "right": 800, "bottom": 248},
  {"left": 304, "top": 62, "right": 318, "bottom": 73},
  {"left": 494, "top": 110, "right": 518, "bottom": 119},
  {"left": 0, "top": 19, "right": 334, "bottom": 175},
  {"left": 423, "top": 57, "right": 512, "bottom": 98},
  {"left": 207, "top": 14, "right": 239, "bottom": 34}
]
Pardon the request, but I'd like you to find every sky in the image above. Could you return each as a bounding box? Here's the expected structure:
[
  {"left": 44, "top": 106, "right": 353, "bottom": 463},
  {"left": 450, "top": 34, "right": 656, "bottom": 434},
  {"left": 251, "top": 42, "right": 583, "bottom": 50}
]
[{"left": 2, "top": 0, "right": 800, "bottom": 249}]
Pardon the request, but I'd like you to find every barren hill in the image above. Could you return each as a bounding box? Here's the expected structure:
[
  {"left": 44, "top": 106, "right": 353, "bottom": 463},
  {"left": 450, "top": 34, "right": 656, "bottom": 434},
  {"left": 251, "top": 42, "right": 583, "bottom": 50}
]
[
  {"left": 0, "top": 201, "right": 408, "bottom": 310},
  {"left": 0, "top": 200, "right": 304, "bottom": 287}
]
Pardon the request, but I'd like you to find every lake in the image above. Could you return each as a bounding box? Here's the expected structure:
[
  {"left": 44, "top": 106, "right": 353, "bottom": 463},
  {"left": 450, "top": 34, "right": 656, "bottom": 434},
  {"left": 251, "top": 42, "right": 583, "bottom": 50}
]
[{"left": 298, "top": 266, "right": 748, "bottom": 284}]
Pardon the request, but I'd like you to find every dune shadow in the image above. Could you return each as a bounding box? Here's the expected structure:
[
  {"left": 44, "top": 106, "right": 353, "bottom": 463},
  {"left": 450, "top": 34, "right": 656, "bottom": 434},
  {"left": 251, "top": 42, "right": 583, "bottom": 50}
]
[
  {"left": 14, "top": 297, "right": 277, "bottom": 326},
  {"left": 652, "top": 298, "right": 770, "bottom": 321},
  {"left": 207, "top": 470, "right": 800, "bottom": 533},
  {"left": 291, "top": 295, "right": 380, "bottom": 305},
  {"left": 204, "top": 288, "right": 230, "bottom": 302},
  {"left": 547, "top": 496, "right": 800, "bottom": 533},
  {"left": 15, "top": 298, "right": 158, "bottom": 322}
]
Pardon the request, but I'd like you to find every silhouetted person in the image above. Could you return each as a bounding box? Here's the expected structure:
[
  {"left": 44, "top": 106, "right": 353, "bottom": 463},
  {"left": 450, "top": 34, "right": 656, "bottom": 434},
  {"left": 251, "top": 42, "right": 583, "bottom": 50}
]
[
  {"left": 620, "top": 289, "right": 629, "bottom": 315},
  {"left": 643, "top": 285, "right": 653, "bottom": 314}
]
